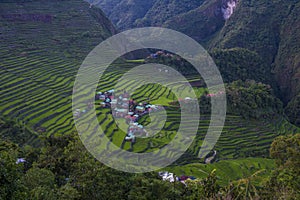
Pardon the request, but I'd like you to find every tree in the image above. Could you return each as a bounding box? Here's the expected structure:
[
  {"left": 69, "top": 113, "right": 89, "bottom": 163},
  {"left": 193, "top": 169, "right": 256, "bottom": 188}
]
[
  {"left": 265, "top": 133, "right": 300, "bottom": 199},
  {"left": 270, "top": 134, "right": 300, "bottom": 170},
  {"left": 227, "top": 170, "right": 265, "bottom": 200},
  {"left": 183, "top": 169, "right": 219, "bottom": 199},
  {"left": 0, "top": 140, "right": 27, "bottom": 199}
]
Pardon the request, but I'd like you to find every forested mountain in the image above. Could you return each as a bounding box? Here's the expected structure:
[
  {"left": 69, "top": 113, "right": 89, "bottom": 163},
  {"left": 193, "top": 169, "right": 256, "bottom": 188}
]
[
  {"left": 87, "top": 0, "right": 205, "bottom": 30},
  {"left": 1, "top": 0, "right": 299, "bottom": 199},
  {"left": 94, "top": 0, "right": 300, "bottom": 126},
  {"left": 166, "top": 0, "right": 300, "bottom": 126},
  {"left": 209, "top": 0, "right": 300, "bottom": 126},
  {"left": 136, "top": 0, "right": 205, "bottom": 27},
  {"left": 86, "top": 0, "right": 154, "bottom": 30}
]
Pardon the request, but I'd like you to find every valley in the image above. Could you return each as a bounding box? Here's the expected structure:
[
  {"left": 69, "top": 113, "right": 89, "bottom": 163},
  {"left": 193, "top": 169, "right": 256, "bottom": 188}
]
[{"left": 0, "top": 0, "right": 299, "bottom": 199}]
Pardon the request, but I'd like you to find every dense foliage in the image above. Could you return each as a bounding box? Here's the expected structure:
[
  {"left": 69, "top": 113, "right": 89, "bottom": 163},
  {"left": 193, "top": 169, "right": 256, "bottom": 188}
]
[
  {"left": 210, "top": 0, "right": 300, "bottom": 124},
  {"left": 95, "top": 0, "right": 300, "bottom": 128},
  {"left": 211, "top": 48, "right": 270, "bottom": 84},
  {"left": 285, "top": 94, "right": 300, "bottom": 126},
  {"left": 1, "top": 119, "right": 299, "bottom": 199},
  {"left": 226, "top": 80, "right": 283, "bottom": 119},
  {"left": 1, "top": 0, "right": 299, "bottom": 199},
  {"left": 266, "top": 134, "right": 300, "bottom": 199},
  {"left": 145, "top": 48, "right": 270, "bottom": 84},
  {"left": 88, "top": 0, "right": 204, "bottom": 30}
]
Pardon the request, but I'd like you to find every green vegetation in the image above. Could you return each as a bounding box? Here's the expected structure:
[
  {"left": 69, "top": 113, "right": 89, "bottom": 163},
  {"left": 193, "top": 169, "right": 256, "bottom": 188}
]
[
  {"left": 226, "top": 80, "right": 283, "bottom": 119},
  {"left": 164, "top": 0, "right": 225, "bottom": 43},
  {"left": 95, "top": 0, "right": 300, "bottom": 128},
  {"left": 285, "top": 94, "right": 300, "bottom": 126},
  {"left": 165, "top": 158, "right": 275, "bottom": 186},
  {"left": 209, "top": 0, "right": 300, "bottom": 124},
  {"left": 265, "top": 134, "right": 300, "bottom": 199},
  {"left": 211, "top": 48, "right": 271, "bottom": 84},
  {"left": 1, "top": 0, "right": 300, "bottom": 199},
  {"left": 90, "top": 0, "right": 204, "bottom": 30},
  {"left": 1, "top": 120, "right": 299, "bottom": 199},
  {"left": 0, "top": 0, "right": 115, "bottom": 136},
  {"left": 91, "top": 64, "right": 299, "bottom": 159},
  {"left": 138, "top": 0, "right": 205, "bottom": 27},
  {"left": 0, "top": 118, "right": 40, "bottom": 147}
]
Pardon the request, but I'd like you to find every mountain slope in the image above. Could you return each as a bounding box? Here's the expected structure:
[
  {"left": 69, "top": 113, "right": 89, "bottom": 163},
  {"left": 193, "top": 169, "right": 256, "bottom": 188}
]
[
  {"left": 0, "top": 0, "right": 116, "bottom": 59},
  {"left": 0, "top": 0, "right": 116, "bottom": 132},
  {"left": 209, "top": 0, "right": 300, "bottom": 125},
  {"left": 163, "top": 0, "right": 225, "bottom": 43},
  {"left": 108, "top": 0, "right": 155, "bottom": 30},
  {"left": 137, "top": 0, "right": 205, "bottom": 27},
  {"left": 89, "top": 0, "right": 205, "bottom": 30},
  {"left": 152, "top": 0, "right": 300, "bottom": 125},
  {"left": 92, "top": 0, "right": 299, "bottom": 127},
  {"left": 274, "top": 2, "right": 300, "bottom": 104},
  {"left": 87, "top": 0, "right": 123, "bottom": 16}
]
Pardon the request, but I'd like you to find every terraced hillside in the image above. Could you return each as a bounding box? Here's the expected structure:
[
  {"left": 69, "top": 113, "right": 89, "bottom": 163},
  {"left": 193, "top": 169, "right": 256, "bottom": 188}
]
[
  {"left": 86, "top": 62, "right": 300, "bottom": 163},
  {"left": 94, "top": 0, "right": 300, "bottom": 128},
  {"left": 1, "top": 0, "right": 299, "bottom": 168},
  {"left": 0, "top": 0, "right": 115, "bottom": 135}
]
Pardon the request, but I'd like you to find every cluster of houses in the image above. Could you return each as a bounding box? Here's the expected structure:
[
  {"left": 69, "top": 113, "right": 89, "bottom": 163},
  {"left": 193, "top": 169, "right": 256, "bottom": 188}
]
[
  {"left": 158, "top": 171, "right": 197, "bottom": 186},
  {"left": 96, "top": 89, "right": 163, "bottom": 143},
  {"left": 147, "top": 50, "right": 176, "bottom": 60}
]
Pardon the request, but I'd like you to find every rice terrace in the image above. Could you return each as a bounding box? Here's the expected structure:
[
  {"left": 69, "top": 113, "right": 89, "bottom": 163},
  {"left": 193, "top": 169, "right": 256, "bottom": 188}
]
[
  {"left": 1, "top": 0, "right": 300, "bottom": 199},
  {"left": 0, "top": 0, "right": 299, "bottom": 174}
]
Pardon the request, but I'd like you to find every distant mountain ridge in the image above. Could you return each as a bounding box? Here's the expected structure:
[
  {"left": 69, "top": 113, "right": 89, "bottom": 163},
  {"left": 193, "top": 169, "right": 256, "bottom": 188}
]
[
  {"left": 87, "top": 0, "right": 239, "bottom": 31},
  {"left": 87, "top": 0, "right": 206, "bottom": 30}
]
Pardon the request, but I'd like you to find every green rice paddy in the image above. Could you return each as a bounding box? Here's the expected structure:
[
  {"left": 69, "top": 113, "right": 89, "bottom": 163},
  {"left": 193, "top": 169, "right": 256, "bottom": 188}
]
[
  {"left": 1, "top": 52, "right": 299, "bottom": 163},
  {"left": 1, "top": 0, "right": 299, "bottom": 181}
]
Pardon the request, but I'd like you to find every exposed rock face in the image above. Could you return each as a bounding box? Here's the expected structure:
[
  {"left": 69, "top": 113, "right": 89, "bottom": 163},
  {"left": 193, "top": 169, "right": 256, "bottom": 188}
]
[{"left": 221, "top": 0, "right": 238, "bottom": 20}]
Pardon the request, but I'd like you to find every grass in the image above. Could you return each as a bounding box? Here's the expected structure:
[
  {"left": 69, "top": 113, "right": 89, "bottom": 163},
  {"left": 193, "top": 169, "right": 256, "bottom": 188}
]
[
  {"left": 125, "top": 59, "right": 146, "bottom": 63},
  {"left": 0, "top": 0, "right": 299, "bottom": 184},
  {"left": 1, "top": 50, "right": 299, "bottom": 161},
  {"left": 164, "top": 158, "right": 276, "bottom": 186}
]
